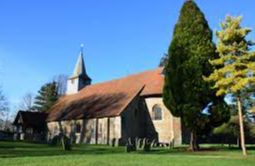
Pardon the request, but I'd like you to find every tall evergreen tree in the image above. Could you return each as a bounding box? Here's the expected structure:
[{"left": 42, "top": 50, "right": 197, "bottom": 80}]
[
  {"left": 33, "top": 81, "right": 58, "bottom": 112},
  {"left": 163, "top": 0, "right": 230, "bottom": 151},
  {"left": 204, "top": 16, "right": 255, "bottom": 156}
]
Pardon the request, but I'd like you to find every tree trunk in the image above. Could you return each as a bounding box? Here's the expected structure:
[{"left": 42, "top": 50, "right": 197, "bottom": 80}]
[
  {"left": 237, "top": 137, "right": 241, "bottom": 149},
  {"left": 58, "top": 121, "right": 68, "bottom": 151},
  {"left": 61, "top": 136, "right": 66, "bottom": 150},
  {"left": 237, "top": 97, "right": 247, "bottom": 156},
  {"left": 189, "top": 130, "right": 199, "bottom": 151}
]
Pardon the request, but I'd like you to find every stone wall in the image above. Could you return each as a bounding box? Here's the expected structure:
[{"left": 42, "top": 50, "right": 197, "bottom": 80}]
[
  {"left": 96, "top": 116, "right": 121, "bottom": 145},
  {"left": 47, "top": 116, "right": 121, "bottom": 145},
  {"left": 47, "top": 96, "right": 182, "bottom": 146},
  {"left": 120, "top": 96, "right": 148, "bottom": 144},
  {"left": 145, "top": 97, "right": 182, "bottom": 145}
]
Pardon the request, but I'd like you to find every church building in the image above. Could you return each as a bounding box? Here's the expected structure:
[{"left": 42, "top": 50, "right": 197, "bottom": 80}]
[{"left": 46, "top": 49, "right": 182, "bottom": 146}]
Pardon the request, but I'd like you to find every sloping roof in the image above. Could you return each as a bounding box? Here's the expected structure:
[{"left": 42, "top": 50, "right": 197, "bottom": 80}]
[
  {"left": 139, "top": 68, "right": 164, "bottom": 96},
  {"left": 13, "top": 111, "right": 48, "bottom": 129},
  {"left": 47, "top": 67, "right": 164, "bottom": 122}
]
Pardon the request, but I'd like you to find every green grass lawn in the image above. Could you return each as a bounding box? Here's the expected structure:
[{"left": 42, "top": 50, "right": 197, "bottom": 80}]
[{"left": 0, "top": 141, "right": 254, "bottom": 166}]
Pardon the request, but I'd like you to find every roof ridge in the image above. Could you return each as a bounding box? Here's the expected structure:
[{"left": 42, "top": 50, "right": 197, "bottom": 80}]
[
  {"left": 79, "top": 67, "right": 163, "bottom": 91},
  {"left": 117, "top": 85, "right": 146, "bottom": 116}
]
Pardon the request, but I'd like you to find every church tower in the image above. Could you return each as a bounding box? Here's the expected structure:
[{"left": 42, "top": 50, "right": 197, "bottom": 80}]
[{"left": 66, "top": 46, "right": 91, "bottom": 95}]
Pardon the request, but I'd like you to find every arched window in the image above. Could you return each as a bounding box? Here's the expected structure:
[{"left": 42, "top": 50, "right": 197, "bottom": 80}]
[{"left": 152, "top": 105, "right": 162, "bottom": 120}]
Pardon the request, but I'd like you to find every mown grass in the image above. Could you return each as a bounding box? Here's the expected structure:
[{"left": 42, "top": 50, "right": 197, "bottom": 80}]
[{"left": 0, "top": 141, "right": 254, "bottom": 166}]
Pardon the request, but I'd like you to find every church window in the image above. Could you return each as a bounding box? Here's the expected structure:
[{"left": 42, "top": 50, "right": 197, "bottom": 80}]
[
  {"left": 99, "top": 124, "right": 102, "bottom": 133},
  {"left": 98, "top": 123, "right": 103, "bottom": 137},
  {"left": 63, "top": 127, "right": 67, "bottom": 134},
  {"left": 76, "top": 123, "right": 81, "bottom": 133},
  {"left": 152, "top": 105, "right": 162, "bottom": 120}
]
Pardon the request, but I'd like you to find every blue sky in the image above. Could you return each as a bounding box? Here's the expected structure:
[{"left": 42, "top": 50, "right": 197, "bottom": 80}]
[{"left": 0, "top": 0, "right": 255, "bottom": 113}]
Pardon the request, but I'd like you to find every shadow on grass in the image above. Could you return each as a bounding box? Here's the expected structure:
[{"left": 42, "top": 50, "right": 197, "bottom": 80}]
[
  {"left": 132, "top": 146, "right": 255, "bottom": 156},
  {"left": 0, "top": 141, "right": 46, "bottom": 149},
  {"left": 0, "top": 141, "right": 254, "bottom": 158},
  {"left": 0, "top": 141, "right": 127, "bottom": 158}
]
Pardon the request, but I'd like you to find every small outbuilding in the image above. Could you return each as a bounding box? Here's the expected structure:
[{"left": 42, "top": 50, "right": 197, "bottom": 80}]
[{"left": 13, "top": 111, "right": 48, "bottom": 142}]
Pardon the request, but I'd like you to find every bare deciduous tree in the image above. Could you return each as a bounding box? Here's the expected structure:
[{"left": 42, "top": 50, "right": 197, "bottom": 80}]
[
  {"left": 159, "top": 53, "right": 168, "bottom": 67},
  {"left": 0, "top": 87, "right": 9, "bottom": 130},
  {"left": 0, "top": 87, "right": 8, "bottom": 117},
  {"left": 53, "top": 74, "right": 68, "bottom": 96},
  {"left": 19, "top": 93, "right": 34, "bottom": 111}
]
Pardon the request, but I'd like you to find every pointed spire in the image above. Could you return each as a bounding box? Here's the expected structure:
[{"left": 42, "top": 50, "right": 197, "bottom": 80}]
[{"left": 70, "top": 44, "right": 91, "bottom": 81}]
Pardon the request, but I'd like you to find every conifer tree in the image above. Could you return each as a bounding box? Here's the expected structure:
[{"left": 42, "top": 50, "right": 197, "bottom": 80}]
[
  {"left": 33, "top": 81, "right": 58, "bottom": 112},
  {"left": 163, "top": 0, "right": 230, "bottom": 151},
  {"left": 204, "top": 16, "right": 255, "bottom": 156}
]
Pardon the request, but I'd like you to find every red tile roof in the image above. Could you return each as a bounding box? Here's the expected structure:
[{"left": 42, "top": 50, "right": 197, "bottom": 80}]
[{"left": 47, "top": 67, "right": 164, "bottom": 122}]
